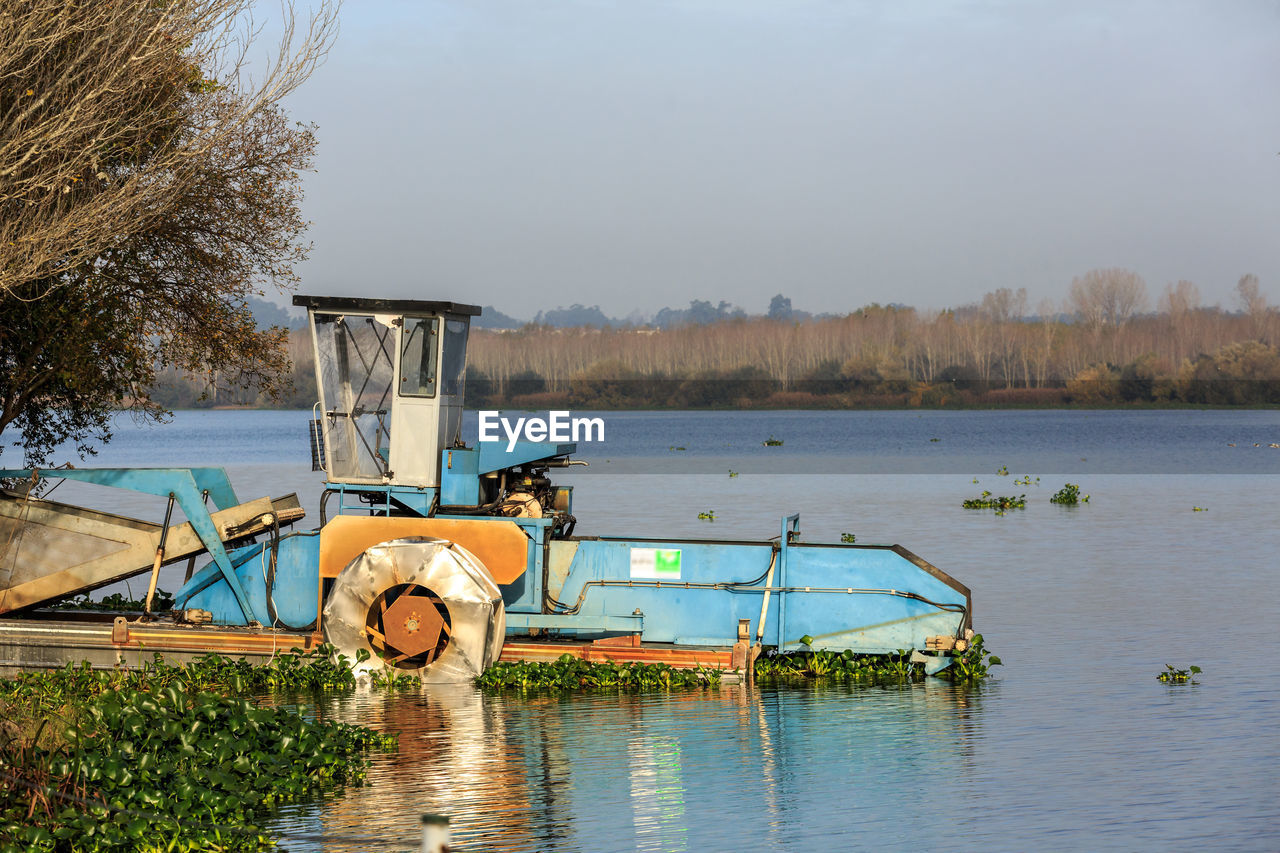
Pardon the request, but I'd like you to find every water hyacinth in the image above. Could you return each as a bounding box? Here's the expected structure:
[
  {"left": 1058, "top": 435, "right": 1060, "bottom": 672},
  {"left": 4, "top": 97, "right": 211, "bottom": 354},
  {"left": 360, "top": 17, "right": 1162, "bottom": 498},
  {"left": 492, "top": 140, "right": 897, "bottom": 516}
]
[
  {"left": 1157, "top": 664, "right": 1201, "bottom": 684},
  {"left": 0, "top": 648, "right": 403, "bottom": 851},
  {"left": 476, "top": 642, "right": 1001, "bottom": 692},
  {"left": 962, "top": 491, "right": 1027, "bottom": 510},
  {"left": 1049, "top": 483, "right": 1090, "bottom": 505},
  {"left": 756, "top": 636, "right": 1000, "bottom": 684},
  {"left": 476, "top": 655, "right": 722, "bottom": 691}
]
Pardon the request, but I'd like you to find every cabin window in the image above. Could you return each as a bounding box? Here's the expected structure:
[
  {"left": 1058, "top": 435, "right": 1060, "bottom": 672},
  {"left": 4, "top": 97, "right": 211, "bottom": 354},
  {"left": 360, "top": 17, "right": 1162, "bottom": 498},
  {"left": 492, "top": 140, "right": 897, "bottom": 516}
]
[
  {"left": 313, "top": 313, "right": 395, "bottom": 479},
  {"left": 440, "top": 319, "right": 469, "bottom": 397},
  {"left": 399, "top": 317, "right": 439, "bottom": 397}
]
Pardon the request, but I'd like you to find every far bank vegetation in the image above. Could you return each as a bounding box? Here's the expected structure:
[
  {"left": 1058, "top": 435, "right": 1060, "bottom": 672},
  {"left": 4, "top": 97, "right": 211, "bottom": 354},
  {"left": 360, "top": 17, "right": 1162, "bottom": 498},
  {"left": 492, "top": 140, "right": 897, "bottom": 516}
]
[{"left": 157, "top": 269, "right": 1280, "bottom": 409}]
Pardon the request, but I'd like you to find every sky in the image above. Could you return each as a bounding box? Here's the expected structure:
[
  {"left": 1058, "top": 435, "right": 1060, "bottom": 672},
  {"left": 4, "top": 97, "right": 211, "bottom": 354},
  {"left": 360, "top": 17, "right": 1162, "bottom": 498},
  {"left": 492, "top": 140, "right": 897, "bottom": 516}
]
[{"left": 280, "top": 1, "right": 1280, "bottom": 319}]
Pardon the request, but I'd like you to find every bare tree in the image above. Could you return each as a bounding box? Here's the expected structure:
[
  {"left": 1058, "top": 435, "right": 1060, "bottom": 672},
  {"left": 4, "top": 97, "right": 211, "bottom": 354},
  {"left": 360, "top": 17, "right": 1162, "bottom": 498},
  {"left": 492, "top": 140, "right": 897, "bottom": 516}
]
[
  {"left": 981, "top": 287, "right": 1027, "bottom": 386},
  {"left": 1069, "top": 268, "right": 1148, "bottom": 329},
  {"left": 1236, "top": 274, "right": 1265, "bottom": 315},
  {"left": 1160, "top": 280, "right": 1200, "bottom": 318},
  {"left": 1, "top": 0, "right": 336, "bottom": 294},
  {"left": 979, "top": 287, "right": 1028, "bottom": 324},
  {"left": 1031, "top": 299, "right": 1058, "bottom": 386},
  {"left": 0, "top": 0, "right": 337, "bottom": 463},
  {"left": 1235, "top": 273, "right": 1272, "bottom": 344}
]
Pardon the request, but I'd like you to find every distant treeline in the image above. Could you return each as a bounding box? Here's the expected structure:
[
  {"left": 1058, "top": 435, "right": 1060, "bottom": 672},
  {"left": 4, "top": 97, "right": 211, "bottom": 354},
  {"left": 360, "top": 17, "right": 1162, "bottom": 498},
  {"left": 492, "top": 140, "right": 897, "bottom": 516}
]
[{"left": 148, "top": 271, "right": 1280, "bottom": 409}]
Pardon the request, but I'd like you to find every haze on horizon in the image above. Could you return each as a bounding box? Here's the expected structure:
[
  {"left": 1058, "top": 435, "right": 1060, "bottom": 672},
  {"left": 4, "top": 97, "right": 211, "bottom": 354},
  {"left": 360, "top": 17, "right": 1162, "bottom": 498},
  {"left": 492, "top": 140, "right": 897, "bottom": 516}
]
[{"left": 285, "top": 1, "right": 1280, "bottom": 319}]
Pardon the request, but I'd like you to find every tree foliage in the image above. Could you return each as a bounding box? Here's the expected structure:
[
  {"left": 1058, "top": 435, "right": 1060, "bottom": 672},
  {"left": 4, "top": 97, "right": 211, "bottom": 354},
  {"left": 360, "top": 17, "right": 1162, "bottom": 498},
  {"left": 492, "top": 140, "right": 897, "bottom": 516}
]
[{"left": 0, "top": 0, "right": 336, "bottom": 465}]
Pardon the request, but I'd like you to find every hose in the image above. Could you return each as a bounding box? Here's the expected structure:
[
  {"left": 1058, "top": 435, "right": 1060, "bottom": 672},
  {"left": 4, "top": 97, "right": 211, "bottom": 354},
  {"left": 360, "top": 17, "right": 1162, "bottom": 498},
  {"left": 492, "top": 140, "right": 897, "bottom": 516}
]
[{"left": 260, "top": 513, "right": 318, "bottom": 632}]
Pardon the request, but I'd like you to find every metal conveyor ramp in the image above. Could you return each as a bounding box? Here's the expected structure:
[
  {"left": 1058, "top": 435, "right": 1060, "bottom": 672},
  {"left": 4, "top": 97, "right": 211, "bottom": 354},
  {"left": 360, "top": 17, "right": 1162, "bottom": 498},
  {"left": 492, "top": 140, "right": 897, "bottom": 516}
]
[{"left": 0, "top": 489, "right": 303, "bottom": 615}]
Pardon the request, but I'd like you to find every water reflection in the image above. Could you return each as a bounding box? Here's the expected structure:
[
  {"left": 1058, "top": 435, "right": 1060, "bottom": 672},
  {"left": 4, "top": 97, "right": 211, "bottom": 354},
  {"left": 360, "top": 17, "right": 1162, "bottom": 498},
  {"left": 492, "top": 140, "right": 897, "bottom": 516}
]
[{"left": 268, "top": 680, "right": 987, "bottom": 852}]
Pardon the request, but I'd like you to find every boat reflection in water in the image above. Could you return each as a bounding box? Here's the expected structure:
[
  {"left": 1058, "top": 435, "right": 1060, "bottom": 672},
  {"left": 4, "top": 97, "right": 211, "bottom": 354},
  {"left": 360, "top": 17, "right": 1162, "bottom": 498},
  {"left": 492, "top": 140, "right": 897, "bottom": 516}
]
[{"left": 268, "top": 679, "right": 989, "bottom": 852}]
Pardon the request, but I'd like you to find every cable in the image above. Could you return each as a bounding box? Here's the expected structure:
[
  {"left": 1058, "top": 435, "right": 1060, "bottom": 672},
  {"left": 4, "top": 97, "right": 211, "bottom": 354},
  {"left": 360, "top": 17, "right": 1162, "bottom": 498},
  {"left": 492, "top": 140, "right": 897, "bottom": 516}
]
[
  {"left": 228, "top": 509, "right": 316, "bottom": 633},
  {"left": 261, "top": 515, "right": 318, "bottom": 633},
  {"left": 319, "top": 487, "right": 336, "bottom": 526},
  {"left": 257, "top": 541, "right": 279, "bottom": 664}
]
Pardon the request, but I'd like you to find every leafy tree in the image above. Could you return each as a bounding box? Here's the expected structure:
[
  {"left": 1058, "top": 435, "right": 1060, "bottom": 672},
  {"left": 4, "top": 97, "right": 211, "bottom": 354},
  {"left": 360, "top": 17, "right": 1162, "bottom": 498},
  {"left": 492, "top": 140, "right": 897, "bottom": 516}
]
[
  {"left": 533, "top": 304, "right": 614, "bottom": 328},
  {"left": 0, "top": 0, "right": 336, "bottom": 465},
  {"left": 568, "top": 361, "right": 644, "bottom": 408},
  {"left": 1119, "top": 353, "right": 1163, "bottom": 401},
  {"left": 768, "top": 293, "right": 793, "bottom": 320},
  {"left": 652, "top": 299, "right": 744, "bottom": 329},
  {"left": 1067, "top": 363, "right": 1122, "bottom": 404},
  {"left": 1177, "top": 341, "right": 1280, "bottom": 405},
  {"left": 798, "top": 359, "right": 845, "bottom": 395}
]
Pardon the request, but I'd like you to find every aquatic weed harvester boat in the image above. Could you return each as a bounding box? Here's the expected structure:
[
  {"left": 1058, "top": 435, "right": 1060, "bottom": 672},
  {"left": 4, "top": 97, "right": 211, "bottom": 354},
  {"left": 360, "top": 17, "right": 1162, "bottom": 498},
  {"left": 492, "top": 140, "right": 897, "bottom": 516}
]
[{"left": 0, "top": 296, "right": 973, "bottom": 680}]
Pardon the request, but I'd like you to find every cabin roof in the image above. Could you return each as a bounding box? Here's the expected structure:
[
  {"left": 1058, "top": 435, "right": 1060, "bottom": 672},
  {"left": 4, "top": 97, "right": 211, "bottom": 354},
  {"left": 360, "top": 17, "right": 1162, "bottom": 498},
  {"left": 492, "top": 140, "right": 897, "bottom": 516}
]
[{"left": 292, "top": 295, "right": 481, "bottom": 317}]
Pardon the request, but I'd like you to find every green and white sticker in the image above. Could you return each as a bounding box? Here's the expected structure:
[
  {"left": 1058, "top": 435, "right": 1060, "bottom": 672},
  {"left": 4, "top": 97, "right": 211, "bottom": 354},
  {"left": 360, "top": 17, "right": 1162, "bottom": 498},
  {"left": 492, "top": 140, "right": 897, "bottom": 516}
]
[{"left": 630, "top": 547, "right": 682, "bottom": 579}]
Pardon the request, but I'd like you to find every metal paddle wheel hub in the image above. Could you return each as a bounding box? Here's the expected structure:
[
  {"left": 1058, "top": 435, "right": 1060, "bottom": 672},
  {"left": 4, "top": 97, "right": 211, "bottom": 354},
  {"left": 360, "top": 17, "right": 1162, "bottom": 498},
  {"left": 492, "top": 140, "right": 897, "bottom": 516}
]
[{"left": 367, "top": 583, "right": 452, "bottom": 668}]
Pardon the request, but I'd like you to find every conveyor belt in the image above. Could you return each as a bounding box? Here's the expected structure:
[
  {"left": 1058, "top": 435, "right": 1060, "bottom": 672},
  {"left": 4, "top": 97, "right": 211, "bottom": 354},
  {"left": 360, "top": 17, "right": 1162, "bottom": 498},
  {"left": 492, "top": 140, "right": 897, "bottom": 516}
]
[{"left": 0, "top": 492, "right": 304, "bottom": 614}]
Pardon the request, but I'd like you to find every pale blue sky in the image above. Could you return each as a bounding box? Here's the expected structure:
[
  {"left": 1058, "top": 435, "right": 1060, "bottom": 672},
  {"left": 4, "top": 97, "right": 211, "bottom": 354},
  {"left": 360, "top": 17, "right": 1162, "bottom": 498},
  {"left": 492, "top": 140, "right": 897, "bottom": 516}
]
[{"left": 283, "top": 1, "right": 1280, "bottom": 318}]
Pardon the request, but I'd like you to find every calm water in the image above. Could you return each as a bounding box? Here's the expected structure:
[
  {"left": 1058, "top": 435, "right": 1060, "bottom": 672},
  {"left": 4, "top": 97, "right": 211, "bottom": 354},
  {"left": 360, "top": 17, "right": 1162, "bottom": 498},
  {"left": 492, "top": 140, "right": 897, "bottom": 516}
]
[{"left": 29, "top": 409, "right": 1280, "bottom": 851}]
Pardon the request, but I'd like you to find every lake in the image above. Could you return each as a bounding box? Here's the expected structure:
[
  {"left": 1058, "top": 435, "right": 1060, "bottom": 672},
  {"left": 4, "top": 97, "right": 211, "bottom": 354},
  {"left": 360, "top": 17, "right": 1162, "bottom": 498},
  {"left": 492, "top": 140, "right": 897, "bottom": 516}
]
[{"left": 21, "top": 408, "right": 1280, "bottom": 851}]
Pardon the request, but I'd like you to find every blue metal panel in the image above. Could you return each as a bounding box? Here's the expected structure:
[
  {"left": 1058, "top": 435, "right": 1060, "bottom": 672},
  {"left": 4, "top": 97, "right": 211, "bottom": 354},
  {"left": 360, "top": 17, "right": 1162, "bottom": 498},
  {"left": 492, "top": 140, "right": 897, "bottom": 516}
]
[
  {"left": 185, "top": 468, "right": 240, "bottom": 511},
  {"left": 496, "top": 529, "right": 542, "bottom": 612},
  {"left": 548, "top": 539, "right": 777, "bottom": 645},
  {"left": 524, "top": 519, "right": 967, "bottom": 654},
  {"left": 777, "top": 545, "right": 966, "bottom": 652},
  {"left": 477, "top": 441, "right": 576, "bottom": 473},
  {"left": 440, "top": 448, "right": 479, "bottom": 506},
  {"left": 177, "top": 533, "right": 320, "bottom": 627}
]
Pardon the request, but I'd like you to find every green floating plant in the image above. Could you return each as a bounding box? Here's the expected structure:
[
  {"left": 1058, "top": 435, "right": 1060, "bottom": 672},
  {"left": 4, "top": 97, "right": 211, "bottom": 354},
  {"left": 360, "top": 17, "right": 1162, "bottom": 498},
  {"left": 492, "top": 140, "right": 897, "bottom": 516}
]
[
  {"left": 962, "top": 491, "right": 1026, "bottom": 510},
  {"left": 0, "top": 648, "right": 402, "bottom": 850},
  {"left": 755, "top": 636, "right": 1001, "bottom": 684},
  {"left": 476, "top": 654, "right": 721, "bottom": 691},
  {"left": 1050, "top": 483, "right": 1090, "bottom": 505},
  {"left": 1157, "top": 664, "right": 1201, "bottom": 684},
  {"left": 947, "top": 634, "right": 1002, "bottom": 681}
]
